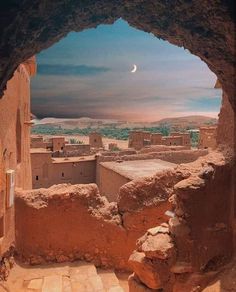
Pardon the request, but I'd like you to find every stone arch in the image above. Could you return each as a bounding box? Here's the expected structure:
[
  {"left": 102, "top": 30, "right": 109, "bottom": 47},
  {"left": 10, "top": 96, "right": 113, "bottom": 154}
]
[
  {"left": 0, "top": 1, "right": 235, "bottom": 110},
  {"left": 0, "top": 3, "right": 235, "bottom": 289}
]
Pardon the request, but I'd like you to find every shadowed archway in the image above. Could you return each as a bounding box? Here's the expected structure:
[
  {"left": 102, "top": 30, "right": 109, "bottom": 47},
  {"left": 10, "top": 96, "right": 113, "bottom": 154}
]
[{"left": 0, "top": 1, "right": 235, "bottom": 109}]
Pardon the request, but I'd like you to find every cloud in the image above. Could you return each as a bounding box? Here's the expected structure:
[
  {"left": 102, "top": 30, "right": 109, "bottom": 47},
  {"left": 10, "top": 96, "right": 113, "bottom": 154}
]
[
  {"left": 31, "top": 20, "right": 222, "bottom": 122},
  {"left": 37, "top": 64, "right": 111, "bottom": 76}
]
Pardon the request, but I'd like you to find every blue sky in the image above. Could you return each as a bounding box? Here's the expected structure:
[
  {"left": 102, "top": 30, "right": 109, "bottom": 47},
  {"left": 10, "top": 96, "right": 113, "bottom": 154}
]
[{"left": 31, "top": 19, "right": 221, "bottom": 121}]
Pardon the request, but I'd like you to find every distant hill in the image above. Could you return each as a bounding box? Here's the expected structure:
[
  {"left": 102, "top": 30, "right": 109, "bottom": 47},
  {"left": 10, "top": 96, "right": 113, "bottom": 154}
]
[
  {"left": 33, "top": 117, "right": 121, "bottom": 129},
  {"left": 33, "top": 115, "right": 217, "bottom": 130},
  {"left": 153, "top": 115, "right": 217, "bottom": 129}
]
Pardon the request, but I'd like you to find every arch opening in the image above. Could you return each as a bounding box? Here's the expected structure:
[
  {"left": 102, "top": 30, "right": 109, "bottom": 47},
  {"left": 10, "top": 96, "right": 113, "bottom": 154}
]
[{"left": 0, "top": 2, "right": 235, "bottom": 291}]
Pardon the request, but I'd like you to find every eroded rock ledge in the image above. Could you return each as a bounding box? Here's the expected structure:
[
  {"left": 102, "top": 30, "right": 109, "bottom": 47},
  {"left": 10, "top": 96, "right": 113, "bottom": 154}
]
[{"left": 128, "top": 151, "right": 234, "bottom": 291}]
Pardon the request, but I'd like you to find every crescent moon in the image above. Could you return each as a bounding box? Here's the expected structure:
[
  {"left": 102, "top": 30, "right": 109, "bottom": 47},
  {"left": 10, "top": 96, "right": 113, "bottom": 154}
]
[{"left": 131, "top": 64, "right": 137, "bottom": 73}]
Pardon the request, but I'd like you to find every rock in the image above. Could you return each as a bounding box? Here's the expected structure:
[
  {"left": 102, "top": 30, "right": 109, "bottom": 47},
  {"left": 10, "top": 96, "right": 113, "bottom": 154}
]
[
  {"left": 128, "top": 252, "right": 161, "bottom": 289},
  {"left": 147, "top": 225, "right": 169, "bottom": 236},
  {"left": 128, "top": 251, "right": 173, "bottom": 290},
  {"left": 169, "top": 217, "right": 190, "bottom": 237},
  {"left": 128, "top": 273, "right": 159, "bottom": 292},
  {"left": 198, "top": 166, "right": 214, "bottom": 180},
  {"left": 141, "top": 234, "right": 175, "bottom": 260}
]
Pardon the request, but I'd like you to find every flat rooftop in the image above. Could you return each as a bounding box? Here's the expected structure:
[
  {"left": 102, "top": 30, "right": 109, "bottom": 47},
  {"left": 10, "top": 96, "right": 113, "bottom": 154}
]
[
  {"left": 30, "top": 148, "right": 51, "bottom": 154},
  {"left": 52, "top": 155, "right": 96, "bottom": 164},
  {"left": 100, "top": 159, "right": 176, "bottom": 180}
]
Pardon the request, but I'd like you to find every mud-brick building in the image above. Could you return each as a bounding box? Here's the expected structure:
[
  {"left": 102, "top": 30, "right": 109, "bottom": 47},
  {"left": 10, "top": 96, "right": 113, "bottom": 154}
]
[
  {"left": 31, "top": 149, "right": 96, "bottom": 189},
  {"left": 30, "top": 135, "right": 46, "bottom": 149},
  {"left": 128, "top": 131, "right": 151, "bottom": 150},
  {"left": 99, "top": 159, "right": 176, "bottom": 202},
  {"left": 150, "top": 133, "right": 162, "bottom": 145},
  {"left": 0, "top": 57, "right": 36, "bottom": 257},
  {"left": 198, "top": 126, "right": 217, "bottom": 149},
  {"left": 89, "top": 132, "right": 103, "bottom": 148}
]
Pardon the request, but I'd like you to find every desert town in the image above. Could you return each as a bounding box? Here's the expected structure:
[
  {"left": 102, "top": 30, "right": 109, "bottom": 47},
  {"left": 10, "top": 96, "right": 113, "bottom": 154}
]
[
  {"left": 30, "top": 126, "right": 216, "bottom": 202},
  {"left": 0, "top": 2, "right": 235, "bottom": 292}
]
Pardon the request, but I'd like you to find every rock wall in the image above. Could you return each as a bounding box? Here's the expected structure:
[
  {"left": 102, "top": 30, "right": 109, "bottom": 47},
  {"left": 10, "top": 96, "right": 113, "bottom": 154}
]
[
  {"left": 217, "top": 93, "right": 235, "bottom": 151},
  {"left": 128, "top": 151, "right": 234, "bottom": 291}
]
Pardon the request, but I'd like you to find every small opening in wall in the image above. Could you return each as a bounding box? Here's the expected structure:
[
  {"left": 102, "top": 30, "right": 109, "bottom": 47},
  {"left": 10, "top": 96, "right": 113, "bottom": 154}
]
[
  {"left": 36, "top": 175, "right": 39, "bottom": 181},
  {"left": 62, "top": 172, "right": 64, "bottom": 177}
]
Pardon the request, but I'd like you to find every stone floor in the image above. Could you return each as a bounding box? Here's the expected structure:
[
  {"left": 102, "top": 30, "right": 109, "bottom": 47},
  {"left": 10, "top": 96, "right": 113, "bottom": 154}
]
[{"left": 0, "top": 261, "right": 129, "bottom": 292}]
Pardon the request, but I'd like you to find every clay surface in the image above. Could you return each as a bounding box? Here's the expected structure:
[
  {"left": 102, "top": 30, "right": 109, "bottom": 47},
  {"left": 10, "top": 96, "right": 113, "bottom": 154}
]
[
  {"left": 15, "top": 177, "right": 175, "bottom": 270},
  {"left": 128, "top": 151, "right": 235, "bottom": 290}
]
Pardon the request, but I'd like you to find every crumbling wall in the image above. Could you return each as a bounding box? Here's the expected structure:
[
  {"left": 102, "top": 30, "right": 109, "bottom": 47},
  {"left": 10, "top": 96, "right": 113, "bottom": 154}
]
[
  {"left": 139, "top": 145, "right": 189, "bottom": 154},
  {"left": 98, "top": 149, "right": 208, "bottom": 165},
  {"left": 96, "top": 149, "right": 208, "bottom": 190},
  {"left": 15, "top": 168, "right": 186, "bottom": 270},
  {"left": 128, "top": 151, "right": 234, "bottom": 291}
]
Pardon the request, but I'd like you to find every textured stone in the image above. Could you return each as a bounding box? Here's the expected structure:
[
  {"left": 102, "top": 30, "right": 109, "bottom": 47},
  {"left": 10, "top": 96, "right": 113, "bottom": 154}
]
[
  {"left": 147, "top": 225, "right": 169, "bottom": 236},
  {"left": 27, "top": 278, "right": 43, "bottom": 290},
  {"left": 169, "top": 217, "right": 190, "bottom": 237},
  {"left": 141, "top": 233, "right": 175, "bottom": 260},
  {"left": 128, "top": 273, "right": 160, "bottom": 292},
  {"left": 128, "top": 252, "right": 161, "bottom": 289},
  {"left": 42, "top": 275, "right": 63, "bottom": 292}
]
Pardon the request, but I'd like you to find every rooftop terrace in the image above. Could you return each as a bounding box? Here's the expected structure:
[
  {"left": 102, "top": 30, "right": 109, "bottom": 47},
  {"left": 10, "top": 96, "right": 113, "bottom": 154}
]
[{"left": 100, "top": 159, "right": 176, "bottom": 180}]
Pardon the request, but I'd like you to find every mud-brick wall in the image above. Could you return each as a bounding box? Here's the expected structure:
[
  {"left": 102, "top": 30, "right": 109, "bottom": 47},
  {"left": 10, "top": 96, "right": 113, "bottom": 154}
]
[
  {"left": 217, "top": 93, "right": 235, "bottom": 217},
  {"left": 50, "top": 160, "right": 96, "bottom": 185},
  {"left": 15, "top": 181, "right": 172, "bottom": 270},
  {"left": 99, "top": 164, "right": 130, "bottom": 202},
  {"left": 31, "top": 153, "right": 96, "bottom": 189},
  {"left": 0, "top": 61, "right": 34, "bottom": 257},
  {"left": 173, "top": 153, "right": 234, "bottom": 272}
]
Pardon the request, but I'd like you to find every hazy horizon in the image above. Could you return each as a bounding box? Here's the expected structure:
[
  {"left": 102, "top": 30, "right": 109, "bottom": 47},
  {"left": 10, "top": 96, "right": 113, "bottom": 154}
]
[
  {"left": 31, "top": 19, "right": 222, "bottom": 122},
  {"left": 33, "top": 114, "right": 218, "bottom": 125}
]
